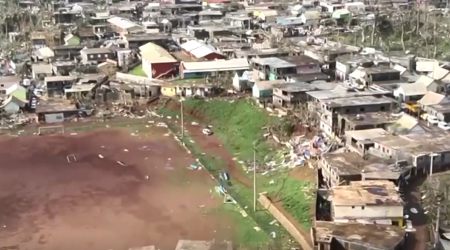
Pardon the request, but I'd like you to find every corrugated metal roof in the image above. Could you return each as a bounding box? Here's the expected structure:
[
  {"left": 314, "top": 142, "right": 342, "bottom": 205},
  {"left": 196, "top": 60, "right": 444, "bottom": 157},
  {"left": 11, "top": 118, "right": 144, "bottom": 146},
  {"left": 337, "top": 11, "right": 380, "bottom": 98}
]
[
  {"left": 418, "top": 91, "right": 447, "bottom": 106},
  {"left": 141, "top": 42, "right": 176, "bottom": 63},
  {"left": 397, "top": 83, "right": 427, "bottom": 96},
  {"left": 180, "top": 40, "right": 204, "bottom": 52},
  {"left": 107, "top": 17, "right": 141, "bottom": 30},
  {"left": 251, "top": 57, "right": 295, "bottom": 68},
  {"left": 182, "top": 59, "right": 249, "bottom": 72},
  {"left": 32, "top": 64, "right": 53, "bottom": 74},
  {"left": 388, "top": 114, "right": 418, "bottom": 132},
  {"left": 254, "top": 80, "right": 285, "bottom": 91},
  {"left": 180, "top": 40, "right": 222, "bottom": 59}
]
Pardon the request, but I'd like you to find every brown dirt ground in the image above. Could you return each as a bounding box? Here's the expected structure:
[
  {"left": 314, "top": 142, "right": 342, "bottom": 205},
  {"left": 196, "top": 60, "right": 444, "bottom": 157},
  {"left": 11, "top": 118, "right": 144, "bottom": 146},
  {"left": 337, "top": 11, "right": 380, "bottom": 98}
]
[{"left": 0, "top": 128, "right": 233, "bottom": 250}]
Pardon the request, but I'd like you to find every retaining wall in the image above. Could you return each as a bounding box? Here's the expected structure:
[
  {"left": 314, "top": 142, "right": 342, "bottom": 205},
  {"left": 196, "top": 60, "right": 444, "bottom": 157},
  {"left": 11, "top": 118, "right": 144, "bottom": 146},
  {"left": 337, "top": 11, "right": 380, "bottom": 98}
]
[{"left": 258, "top": 194, "right": 314, "bottom": 250}]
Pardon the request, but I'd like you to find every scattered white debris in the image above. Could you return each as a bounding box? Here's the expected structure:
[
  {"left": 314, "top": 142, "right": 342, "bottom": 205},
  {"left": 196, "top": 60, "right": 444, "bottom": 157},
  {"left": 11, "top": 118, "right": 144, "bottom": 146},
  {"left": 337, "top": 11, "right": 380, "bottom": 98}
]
[
  {"left": 191, "top": 122, "right": 199, "bottom": 125},
  {"left": 157, "top": 122, "right": 168, "bottom": 128},
  {"left": 270, "top": 232, "right": 276, "bottom": 238},
  {"left": 269, "top": 219, "right": 278, "bottom": 225},
  {"left": 269, "top": 180, "right": 275, "bottom": 185},
  {"left": 70, "top": 133, "right": 78, "bottom": 136},
  {"left": 123, "top": 149, "right": 129, "bottom": 152},
  {"left": 101, "top": 146, "right": 105, "bottom": 148},
  {"left": 98, "top": 154, "right": 104, "bottom": 159},
  {"left": 117, "top": 161, "right": 126, "bottom": 166},
  {"left": 202, "top": 128, "right": 212, "bottom": 135},
  {"left": 410, "top": 208, "right": 418, "bottom": 214},
  {"left": 145, "top": 175, "right": 149, "bottom": 179},
  {"left": 148, "top": 120, "right": 155, "bottom": 124},
  {"left": 240, "top": 210, "right": 248, "bottom": 218},
  {"left": 253, "top": 227, "right": 261, "bottom": 232}
]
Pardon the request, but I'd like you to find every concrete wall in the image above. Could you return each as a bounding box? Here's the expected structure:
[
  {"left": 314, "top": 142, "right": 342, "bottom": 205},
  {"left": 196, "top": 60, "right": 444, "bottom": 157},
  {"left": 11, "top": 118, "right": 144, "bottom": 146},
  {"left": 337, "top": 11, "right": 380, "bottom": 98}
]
[
  {"left": 258, "top": 194, "right": 313, "bottom": 250},
  {"left": 332, "top": 205, "right": 404, "bottom": 219}
]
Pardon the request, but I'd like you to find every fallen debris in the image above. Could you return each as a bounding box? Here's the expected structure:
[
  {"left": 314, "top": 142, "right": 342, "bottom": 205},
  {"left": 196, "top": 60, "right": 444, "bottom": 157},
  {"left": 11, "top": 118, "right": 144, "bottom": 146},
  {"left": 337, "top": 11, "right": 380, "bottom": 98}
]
[
  {"left": 66, "top": 155, "right": 77, "bottom": 163},
  {"left": 117, "top": 161, "right": 126, "bottom": 166},
  {"left": 98, "top": 154, "right": 104, "bottom": 159},
  {"left": 157, "top": 122, "right": 168, "bottom": 128}
]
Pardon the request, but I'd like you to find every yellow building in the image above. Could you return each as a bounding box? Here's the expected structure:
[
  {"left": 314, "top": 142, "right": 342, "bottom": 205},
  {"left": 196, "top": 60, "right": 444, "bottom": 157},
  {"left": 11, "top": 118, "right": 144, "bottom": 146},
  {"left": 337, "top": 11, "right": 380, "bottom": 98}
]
[{"left": 161, "top": 85, "right": 177, "bottom": 97}]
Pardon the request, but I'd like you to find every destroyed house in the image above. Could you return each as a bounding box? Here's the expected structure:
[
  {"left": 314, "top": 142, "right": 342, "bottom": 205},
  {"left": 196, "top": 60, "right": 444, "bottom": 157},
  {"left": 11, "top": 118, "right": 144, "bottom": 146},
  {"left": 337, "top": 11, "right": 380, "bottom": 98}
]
[
  {"left": 31, "top": 31, "right": 60, "bottom": 49},
  {"left": 314, "top": 221, "right": 405, "bottom": 250},
  {"left": 319, "top": 95, "right": 395, "bottom": 137},
  {"left": 80, "top": 48, "right": 114, "bottom": 64},
  {"left": 320, "top": 152, "right": 397, "bottom": 188},
  {"left": 303, "top": 44, "right": 359, "bottom": 65},
  {"left": 372, "top": 133, "right": 450, "bottom": 174},
  {"left": 251, "top": 57, "right": 296, "bottom": 81},
  {"left": 52, "top": 45, "right": 84, "bottom": 59},
  {"left": 180, "top": 40, "right": 225, "bottom": 61},
  {"left": 180, "top": 59, "right": 249, "bottom": 79},
  {"left": 272, "top": 82, "right": 316, "bottom": 108},
  {"left": 308, "top": 85, "right": 393, "bottom": 136},
  {"left": 425, "top": 103, "right": 450, "bottom": 123},
  {"left": 349, "top": 67, "right": 401, "bottom": 86},
  {"left": 45, "top": 76, "right": 77, "bottom": 98},
  {"left": 199, "top": 10, "right": 224, "bottom": 22},
  {"left": 159, "top": 4, "right": 203, "bottom": 15},
  {"left": 235, "top": 48, "right": 291, "bottom": 61},
  {"left": 345, "top": 128, "right": 389, "bottom": 157},
  {"left": 335, "top": 54, "right": 390, "bottom": 81},
  {"left": 53, "top": 11, "right": 79, "bottom": 24},
  {"left": 124, "top": 34, "right": 172, "bottom": 50},
  {"left": 187, "top": 25, "right": 234, "bottom": 40},
  {"left": 107, "top": 17, "right": 144, "bottom": 35},
  {"left": 331, "top": 180, "right": 404, "bottom": 226},
  {"left": 338, "top": 112, "right": 400, "bottom": 136},
  {"left": 278, "top": 56, "right": 321, "bottom": 75}
]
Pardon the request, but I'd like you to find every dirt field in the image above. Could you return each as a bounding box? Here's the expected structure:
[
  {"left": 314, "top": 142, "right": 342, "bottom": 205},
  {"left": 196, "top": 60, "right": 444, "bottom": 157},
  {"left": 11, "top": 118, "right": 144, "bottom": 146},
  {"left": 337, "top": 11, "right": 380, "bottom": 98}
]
[{"left": 0, "top": 128, "right": 233, "bottom": 250}]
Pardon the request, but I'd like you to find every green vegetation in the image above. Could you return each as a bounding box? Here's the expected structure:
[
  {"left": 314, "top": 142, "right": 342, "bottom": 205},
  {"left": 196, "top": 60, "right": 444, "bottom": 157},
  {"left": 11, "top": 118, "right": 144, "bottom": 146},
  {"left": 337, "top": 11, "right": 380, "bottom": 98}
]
[
  {"left": 129, "top": 64, "right": 147, "bottom": 77},
  {"left": 182, "top": 99, "right": 273, "bottom": 161},
  {"left": 160, "top": 99, "right": 314, "bottom": 236},
  {"left": 263, "top": 178, "right": 313, "bottom": 230}
]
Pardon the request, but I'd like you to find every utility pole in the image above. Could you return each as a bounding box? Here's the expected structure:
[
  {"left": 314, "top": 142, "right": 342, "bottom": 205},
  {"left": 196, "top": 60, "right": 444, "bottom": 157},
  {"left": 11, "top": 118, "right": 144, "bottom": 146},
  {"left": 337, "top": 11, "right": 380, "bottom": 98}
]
[
  {"left": 181, "top": 99, "right": 184, "bottom": 138},
  {"left": 435, "top": 194, "right": 443, "bottom": 246},
  {"left": 430, "top": 153, "right": 434, "bottom": 176},
  {"left": 253, "top": 146, "right": 257, "bottom": 212}
]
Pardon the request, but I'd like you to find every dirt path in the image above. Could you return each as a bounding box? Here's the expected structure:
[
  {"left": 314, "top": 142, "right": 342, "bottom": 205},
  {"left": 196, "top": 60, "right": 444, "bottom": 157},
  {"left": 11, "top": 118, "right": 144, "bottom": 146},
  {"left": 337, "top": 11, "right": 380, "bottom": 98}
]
[
  {"left": 183, "top": 122, "right": 252, "bottom": 187},
  {"left": 164, "top": 100, "right": 314, "bottom": 249}
]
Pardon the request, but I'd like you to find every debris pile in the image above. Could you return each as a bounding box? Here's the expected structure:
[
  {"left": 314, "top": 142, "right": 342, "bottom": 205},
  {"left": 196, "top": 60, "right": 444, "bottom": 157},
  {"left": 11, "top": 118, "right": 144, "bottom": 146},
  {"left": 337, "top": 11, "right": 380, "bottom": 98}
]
[{"left": 241, "top": 134, "right": 331, "bottom": 174}]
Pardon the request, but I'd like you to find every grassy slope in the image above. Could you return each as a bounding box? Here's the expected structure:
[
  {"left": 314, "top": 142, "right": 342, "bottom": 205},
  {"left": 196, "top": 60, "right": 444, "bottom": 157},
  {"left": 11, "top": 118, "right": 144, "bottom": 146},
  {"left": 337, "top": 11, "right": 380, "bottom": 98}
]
[
  {"left": 183, "top": 99, "right": 272, "bottom": 161},
  {"left": 163, "top": 99, "right": 314, "bottom": 231},
  {"left": 129, "top": 64, "right": 147, "bottom": 77}
]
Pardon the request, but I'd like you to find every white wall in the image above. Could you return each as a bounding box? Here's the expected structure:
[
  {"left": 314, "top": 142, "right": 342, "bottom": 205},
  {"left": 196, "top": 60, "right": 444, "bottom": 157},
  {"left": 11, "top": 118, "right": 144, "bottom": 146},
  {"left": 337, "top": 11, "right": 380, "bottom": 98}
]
[
  {"left": 320, "top": 120, "right": 334, "bottom": 137},
  {"left": 142, "top": 58, "right": 152, "bottom": 79},
  {"left": 333, "top": 205, "right": 403, "bottom": 219}
]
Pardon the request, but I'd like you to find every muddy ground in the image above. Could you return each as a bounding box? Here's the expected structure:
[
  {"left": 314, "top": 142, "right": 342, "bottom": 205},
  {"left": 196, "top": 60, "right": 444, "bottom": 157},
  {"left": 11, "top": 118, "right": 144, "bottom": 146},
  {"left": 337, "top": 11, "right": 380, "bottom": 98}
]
[{"left": 0, "top": 128, "right": 233, "bottom": 250}]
